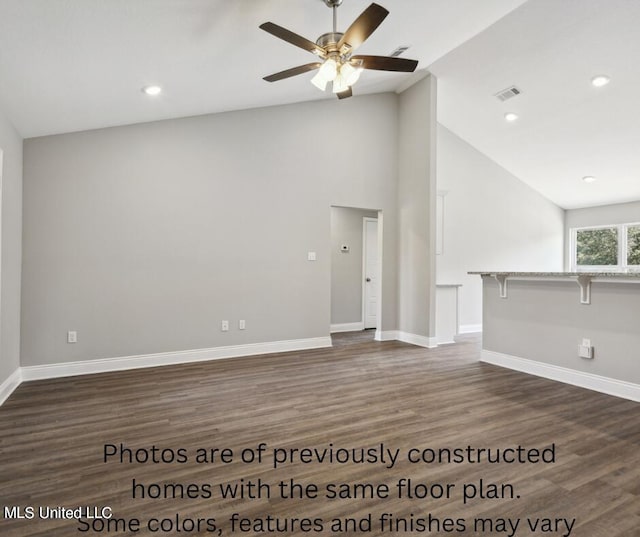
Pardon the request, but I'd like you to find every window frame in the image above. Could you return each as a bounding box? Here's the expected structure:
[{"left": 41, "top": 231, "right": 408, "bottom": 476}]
[
  {"left": 570, "top": 222, "right": 640, "bottom": 272},
  {"left": 625, "top": 223, "right": 640, "bottom": 269}
]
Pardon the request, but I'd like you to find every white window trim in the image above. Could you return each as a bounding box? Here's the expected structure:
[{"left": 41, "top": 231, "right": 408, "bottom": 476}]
[
  {"left": 624, "top": 223, "right": 640, "bottom": 270},
  {"left": 570, "top": 222, "right": 640, "bottom": 272}
]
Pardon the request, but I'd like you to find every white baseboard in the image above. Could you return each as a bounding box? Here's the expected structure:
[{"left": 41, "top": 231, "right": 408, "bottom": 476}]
[
  {"left": 374, "top": 330, "right": 439, "bottom": 348},
  {"left": 330, "top": 322, "right": 365, "bottom": 333},
  {"left": 397, "top": 331, "right": 438, "bottom": 349},
  {"left": 20, "top": 337, "right": 333, "bottom": 382},
  {"left": 481, "top": 349, "right": 640, "bottom": 403},
  {"left": 460, "top": 324, "right": 482, "bottom": 334},
  {"left": 375, "top": 330, "right": 398, "bottom": 341},
  {"left": 0, "top": 368, "right": 22, "bottom": 406}
]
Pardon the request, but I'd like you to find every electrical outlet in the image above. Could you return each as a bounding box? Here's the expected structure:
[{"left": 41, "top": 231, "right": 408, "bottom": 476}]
[
  {"left": 239, "top": 320, "right": 246, "bottom": 330},
  {"left": 67, "top": 331, "right": 77, "bottom": 343},
  {"left": 221, "top": 320, "right": 229, "bottom": 332},
  {"left": 579, "top": 339, "right": 593, "bottom": 359}
]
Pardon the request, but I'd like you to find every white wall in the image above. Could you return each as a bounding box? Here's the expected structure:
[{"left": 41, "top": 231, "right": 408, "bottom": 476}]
[
  {"left": 0, "top": 106, "right": 23, "bottom": 389},
  {"left": 565, "top": 200, "right": 640, "bottom": 268},
  {"left": 482, "top": 277, "right": 640, "bottom": 395},
  {"left": 330, "top": 207, "right": 377, "bottom": 327},
  {"left": 22, "top": 94, "right": 401, "bottom": 366},
  {"left": 436, "top": 124, "right": 565, "bottom": 330},
  {"left": 397, "top": 75, "right": 438, "bottom": 341}
]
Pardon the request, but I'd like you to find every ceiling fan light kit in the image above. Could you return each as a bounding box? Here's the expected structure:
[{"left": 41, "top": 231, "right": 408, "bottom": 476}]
[{"left": 259, "top": 1, "right": 418, "bottom": 99}]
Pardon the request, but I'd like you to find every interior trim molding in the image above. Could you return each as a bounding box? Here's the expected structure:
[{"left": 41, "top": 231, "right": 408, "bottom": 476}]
[
  {"left": 330, "top": 322, "right": 365, "bottom": 333},
  {"left": 0, "top": 368, "right": 22, "bottom": 406},
  {"left": 481, "top": 349, "right": 640, "bottom": 402},
  {"left": 375, "top": 330, "right": 398, "bottom": 341},
  {"left": 20, "top": 337, "right": 333, "bottom": 383},
  {"left": 459, "top": 323, "right": 482, "bottom": 334},
  {"left": 374, "top": 330, "right": 439, "bottom": 348},
  {"left": 397, "top": 331, "right": 438, "bottom": 349}
]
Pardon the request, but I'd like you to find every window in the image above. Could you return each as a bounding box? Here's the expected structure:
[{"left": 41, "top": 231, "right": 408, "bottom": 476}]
[
  {"left": 571, "top": 223, "right": 640, "bottom": 271},
  {"left": 627, "top": 225, "right": 640, "bottom": 265}
]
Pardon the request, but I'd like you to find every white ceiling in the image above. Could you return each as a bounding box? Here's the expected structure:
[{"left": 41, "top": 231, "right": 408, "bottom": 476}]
[
  {"left": 0, "top": 0, "right": 524, "bottom": 137},
  {"left": 0, "top": 0, "right": 637, "bottom": 209},
  {"left": 430, "top": 0, "right": 640, "bottom": 209}
]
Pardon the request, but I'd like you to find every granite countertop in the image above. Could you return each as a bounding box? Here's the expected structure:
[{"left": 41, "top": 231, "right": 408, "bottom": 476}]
[{"left": 468, "top": 271, "right": 640, "bottom": 278}]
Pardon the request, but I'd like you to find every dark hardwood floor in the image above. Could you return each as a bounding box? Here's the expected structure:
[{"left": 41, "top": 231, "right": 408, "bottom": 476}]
[{"left": 1, "top": 333, "right": 638, "bottom": 536}]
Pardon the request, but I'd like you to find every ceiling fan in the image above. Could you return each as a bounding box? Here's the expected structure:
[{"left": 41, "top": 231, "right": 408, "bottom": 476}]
[{"left": 259, "top": 0, "right": 418, "bottom": 99}]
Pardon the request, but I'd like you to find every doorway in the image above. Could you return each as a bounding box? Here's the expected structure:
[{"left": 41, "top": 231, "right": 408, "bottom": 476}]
[
  {"left": 362, "top": 217, "right": 378, "bottom": 329},
  {"left": 330, "top": 206, "right": 381, "bottom": 333}
]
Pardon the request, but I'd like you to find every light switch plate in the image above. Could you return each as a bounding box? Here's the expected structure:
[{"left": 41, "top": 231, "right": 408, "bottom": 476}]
[{"left": 307, "top": 251, "right": 317, "bottom": 261}]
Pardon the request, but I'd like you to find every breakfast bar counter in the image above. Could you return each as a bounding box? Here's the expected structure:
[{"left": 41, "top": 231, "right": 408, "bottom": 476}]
[
  {"left": 469, "top": 271, "right": 640, "bottom": 401},
  {"left": 469, "top": 271, "right": 640, "bottom": 304}
]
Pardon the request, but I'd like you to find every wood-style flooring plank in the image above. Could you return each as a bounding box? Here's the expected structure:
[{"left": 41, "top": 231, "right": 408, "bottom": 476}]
[{"left": 1, "top": 333, "right": 638, "bottom": 536}]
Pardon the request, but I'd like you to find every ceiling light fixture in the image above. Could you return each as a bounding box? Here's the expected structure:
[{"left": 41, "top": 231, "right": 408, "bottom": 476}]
[
  {"left": 504, "top": 112, "right": 519, "bottom": 122},
  {"left": 311, "top": 71, "right": 329, "bottom": 91},
  {"left": 591, "top": 75, "right": 610, "bottom": 87},
  {"left": 332, "top": 69, "right": 349, "bottom": 94},
  {"left": 142, "top": 85, "right": 162, "bottom": 96},
  {"left": 259, "top": 1, "right": 418, "bottom": 100},
  {"left": 312, "top": 60, "right": 363, "bottom": 94},
  {"left": 311, "top": 58, "right": 339, "bottom": 90},
  {"left": 340, "top": 62, "right": 363, "bottom": 87},
  {"left": 582, "top": 176, "right": 597, "bottom": 183}
]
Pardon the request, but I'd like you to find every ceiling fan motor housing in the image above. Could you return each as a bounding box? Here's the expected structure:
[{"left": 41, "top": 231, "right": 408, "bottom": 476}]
[{"left": 316, "top": 32, "right": 344, "bottom": 52}]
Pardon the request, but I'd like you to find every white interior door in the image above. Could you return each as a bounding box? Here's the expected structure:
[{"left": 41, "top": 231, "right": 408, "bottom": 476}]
[{"left": 363, "top": 217, "right": 378, "bottom": 329}]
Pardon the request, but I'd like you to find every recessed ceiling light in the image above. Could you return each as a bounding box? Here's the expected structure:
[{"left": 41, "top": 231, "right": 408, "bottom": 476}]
[
  {"left": 142, "top": 85, "right": 162, "bottom": 96},
  {"left": 591, "top": 75, "right": 610, "bottom": 87},
  {"left": 504, "top": 112, "right": 519, "bottom": 122},
  {"left": 582, "top": 176, "right": 597, "bottom": 183}
]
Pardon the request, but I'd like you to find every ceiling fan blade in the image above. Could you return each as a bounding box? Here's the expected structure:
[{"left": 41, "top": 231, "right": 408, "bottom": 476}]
[
  {"left": 337, "top": 3, "right": 389, "bottom": 54},
  {"left": 337, "top": 87, "right": 353, "bottom": 100},
  {"left": 351, "top": 55, "right": 418, "bottom": 72},
  {"left": 263, "top": 63, "right": 322, "bottom": 82},
  {"left": 259, "top": 22, "right": 326, "bottom": 57}
]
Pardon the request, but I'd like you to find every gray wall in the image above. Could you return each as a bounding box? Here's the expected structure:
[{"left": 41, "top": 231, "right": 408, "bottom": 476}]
[
  {"left": 22, "top": 94, "right": 401, "bottom": 366},
  {"left": 0, "top": 107, "right": 23, "bottom": 386},
  {"left": 397, "top": 75, "right": 437, "bottom": 338},
  {"left": 330, "top": 207, "right": 378, "bottom": 326},
  {"left": 565, "top": 200, "right": 640, "bottom": 268},
  {"left": 482, "top": 277, "right": 640, "bottom": 385},
  {"left": 436, "top": 125, "right": 565, "bottom": 329}
]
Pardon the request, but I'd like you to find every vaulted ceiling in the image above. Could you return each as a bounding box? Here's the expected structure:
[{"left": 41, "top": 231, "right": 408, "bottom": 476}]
[
  {"left": 0, "top": 0, "right": 525, "bottom": 137},
  {"left": 430, "top": 0, "right": 640, "bottom": 209},
  {"left": 1, "top": 0, "right": 637, "bottom": 209}
]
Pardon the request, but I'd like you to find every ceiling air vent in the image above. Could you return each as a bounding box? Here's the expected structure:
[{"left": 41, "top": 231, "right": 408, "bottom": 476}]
[
  {"left": 494, "top": 85, "right": 522, "bottom": 102},
  {"left": 390, "top": 45, "right": 410, "bottom": 57}
]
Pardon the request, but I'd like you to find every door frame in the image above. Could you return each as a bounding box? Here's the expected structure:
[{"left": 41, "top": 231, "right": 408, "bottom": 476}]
[{"left": 362, "top": 216, "right": 379, "bottom": 329}]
